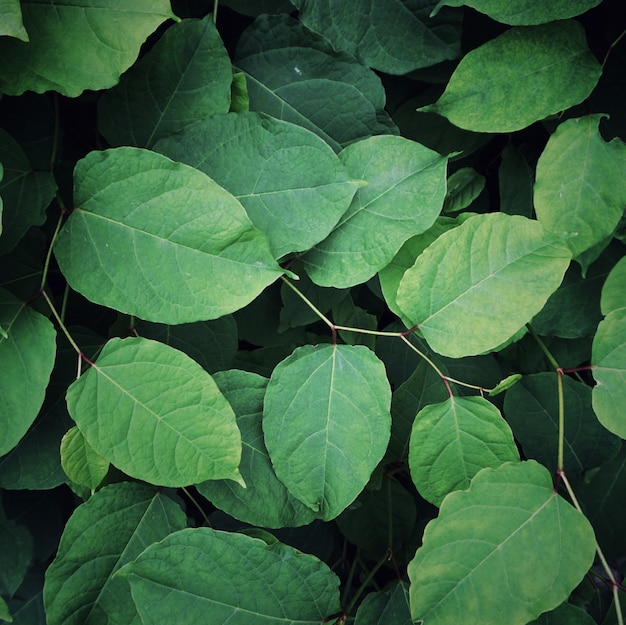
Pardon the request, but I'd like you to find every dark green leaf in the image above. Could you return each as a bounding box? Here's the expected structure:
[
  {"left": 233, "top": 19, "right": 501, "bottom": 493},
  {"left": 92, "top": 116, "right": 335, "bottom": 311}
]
[
  {"left": 0, "top": 506, "right": 32, "bottom": 599},
  {"left": 499, "top": 145, "right": 534, "bottom": 217},
  {"left": 354, "top": 583, "right": 412, "bottom": 625},
  {"left": 442, "top": 167, "right": 485, "bottom": 213}
]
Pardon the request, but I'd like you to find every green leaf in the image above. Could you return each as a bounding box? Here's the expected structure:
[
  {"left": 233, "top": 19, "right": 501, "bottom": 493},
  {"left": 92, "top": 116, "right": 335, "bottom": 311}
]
[
  {"left": 0, "top": 506, "right": 32, "bottom": 599},
  {"left": 291, "top": 0, "right": 461, "bottom": 74},
  {"left": 592, "top": 308, "right": 626, "bottom": 439},
  {"left": 196, "top": 369, "right": 317, "bottom": 528},
  {"left": 442, "top": 167, "right": 485, "bottom": 213},
  {"left": 488, "top": 373, "right": 522, "bottom": 396},
  {"left": 408, "top": 396, "right": 519, "bottom": 506},
  {"left": 263, "top": 344, "right": 392, "bottom": 520},
  {"left": 117, "top": 528, "right": 341, "bottom": 624},
  {"left": 60, "top": 426, "right": 110, "bottom": 492},
  {"left": 0, "top": 596, "right": 11, "bottom": 623},
  {"left": 230, "top": 72, "right": 250, "bottom": 113},
  {"left": 98, "top": 15, "right": 232, "bottom": 148},
  {"left": 43, "top": 482, "right": 187, "bottom": 625},
  {"left": 54, "top": 147, "right": 284, "bottom": 324},
  {"left": 0, "top": 129, "right": 57, "bottom": 254},
  {"left": 0, "top": 288, "right": 56, "bottom": 457},
  {"left": 432, "top": 0, "right": 602, "bottom": 25},
  {"left": 396, "top": 213, "right": 572, "bottom": 357},
  {"left": 0, "top": 0, "right": 27, "bottom": 41},
  {"left": 0, "top": 0, "right": 176, "bottom": 97},
  {"left": 234, "top": 14, "right": 398, "bottom": 151},
  {"left": 601, "top": 255, "right": 626, "bottom": 315},
  {"left": 221, "top": 0, "right": 295, "bottom": 15},
  {"left": 503, "top": 373, "right": 620, "bottom": 475},
  {"left": 154, "top": 112, "right": 359, "bottom": 258},
  {"left": 528, "top": 601, "right": 599, "bottom": 625},
  {"left": 66, "top": 337, "right": 243, "bottom": 487},
  {"left": 354, "top": 583, "right": 412, "bottom": 625},
  {"left": 301, "top": 135, "right": 447, "bottom": 287},
  {"left": 535, "top": 115, "right": 626, "bottom": 259},
  {"left": 419, "top": 21, "right": 601, "bottom": 132},
  {"left": 499, "top": 145, "right": 534, "bottom": 217},
  {"left": 408, "top": 461, "right": 596, "bottom": 625}
]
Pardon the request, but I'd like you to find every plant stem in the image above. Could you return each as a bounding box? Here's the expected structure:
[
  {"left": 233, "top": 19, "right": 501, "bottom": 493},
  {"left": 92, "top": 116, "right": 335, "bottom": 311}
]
[
  {"left": 280, "top": 276, "right": 335, "bottom": 330},
  {"left": 41, "top": 289, "right": 82, "bottom": 356},
  {"left": 39, "top": 202, "right": 66, "bottom": 290},
  {"left": 182, "top": 487, "right": 213, "bottom": 528},
  {"left": 343, "top": 550, "right": 391, "bottom": 617},
  {"left": 527, "top": 324, "right": 560, "bottom": 370},
  {"left": 213, "top": 0, "right": 219, "bottom": 24},
  {"left": 556, "top": 369, "right": 565, "bottom": 472}
]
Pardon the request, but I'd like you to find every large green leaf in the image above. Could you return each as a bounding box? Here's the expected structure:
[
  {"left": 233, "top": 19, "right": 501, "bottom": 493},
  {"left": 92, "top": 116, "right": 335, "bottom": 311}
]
[
  {"left": 0, "top": 0, "right": 27, "bottom": 41},
  {"left": 535, "top": 115, "right": 626, "bottom": 259},
  {"left": 0, "top": 0, "right": 176, "bottom": 96},
  {"left": 592, "top": 308, "right": 626, "bottom": 439},
  {"left": 234, "top": 14, "right": 398, "bottom": 151},
  {"left": 503, "top": 373, "right": 620, "bottom": 475},
  {"left": 409, "top": 396, "right": 519, "bottom": 506},
  {"left": 54, "top": 147, "right": 284, "bottom": 324},
  {"left": 0, "top": 129, "right": 57, "bottom": 254},
  {"left": 196, "top": 370, "right": 317, "bottom": 528},
  {"left": 98, "top": 15, "right": 232, "bottom": 148},
  {"left": 43, "top": 482, "right": 187, "bottom": 625},
  {"left": 263, "top": 344, "right": 392, "bottom": 520},
  {"left": 117, "top": 528, "right": 340, "bottom": 624},
  {"left": 396, "top": 213, "right": 572, "bottom": 357},
  {"left": 154, "top": 112, "right": 359, "bottom": 258},
  {"left": 432, "top": 0, "right": 602, "bottom": 25},
  {"left": 301, "top": 135, "right": 447, "bottom": 287},
  {"left": 66, "top": 337, "right": 243, "bottom": 487},
  {"left": 418, "top": 20, "right": 601, "bottom": 132},
  {"left": 601, "top": 256, "right": 626, "bottom": 315},
  {"left": 0, "top": 288, "right": 56, "bottom": 456},
  {"left": 408, "top": 461, "right": 596, "bottom": 625},
  {"left": 291, "top": 0, "right": 461, "bottom": 74}
]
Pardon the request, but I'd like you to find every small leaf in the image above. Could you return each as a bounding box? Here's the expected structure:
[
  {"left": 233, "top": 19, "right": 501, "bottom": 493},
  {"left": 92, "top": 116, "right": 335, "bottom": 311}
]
[
  {"left": 263, "top": 344, "right": 391, "bottom": 520},
  {"left": 442, "top": 167, "right": 485, "bottom": 213},
  {"left": 117, "top": 528, "right": 341, "bottom": 624},
  {"left": 354, "top": 582, "right": 412, "bottom": 625},
  {"left": 302, "top": 135, "right": 447, "bottom": 287},
  {"left": 0, "top": 596, "right": 11, "bottom": 623},
  {"left": 408, "top": 396, "right": 519, "bottom": 506},
  {"left": 98, "top": 15, "right": 232, "bottom": 148},
  {"left": 43, "top": 482, "right": 187, "bottom": 625},
  {"left": 0, "top": 0, "right": 27, "bottom": 41},
  {"left": 592, "top": 308, "right": 626, "bottom": 439},
  {"left": 54, "top": 147, "right": 284, "bottom": 324},
  {"left": 408, "top": 461, "right": 597, "bottom": 625},
  {"left": 419, "top": 21, "right": 601, "bottom": 132},
  {"left": 60, "top": 426, "right": 110, "bottom": 492},
  {"left": 601, "top": 256, "right": 626, "bottom": 315},
  {"left": 0, "top": 0, "right": 176, "bottom": 96},
  {"left": 488, "top": 373, "right": 522, "bottom": 395},
  {"left": 66, "top": 337, "right": 243, "bottom": 487}
]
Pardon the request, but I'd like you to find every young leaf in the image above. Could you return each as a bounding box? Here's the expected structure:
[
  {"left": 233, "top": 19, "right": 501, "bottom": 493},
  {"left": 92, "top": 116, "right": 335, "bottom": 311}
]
[
  {"left": 263, "top": 344, "right": 392, "bottom": 520},
  {"left": 43, "top": 482, "right": 187, "bottom": 625},
  {"left": 291, "top": 0, "right": 461, "bottom": 74},
  {"left": 54, "top": 147, "right": 284, "bottom": 324},
  {"left": 117, "top": 528, "right": 341, "bottom": 624},
  {"left": 396, "top": 213, "right": 572, "bottom": 358},
  {"left": 408, "top": 396, "right": 519, "bottom": 506},
  {"left": 234, "top": 14, "right": 398, "bottom": 151},
  {"left": 0, "top": 288, "right": 56, "bottom": 456},
  {"left": 535, "top": 115, "right": 626, "bottom": 259},
  {"left": 0, "top": 0, "right": 28, "bottom": 41},
  {"left": 408, "top": 461, "right": 596, "bottom": 625},
  {"left": 60, "top": 426, "right": 109, "bottom": 492},
  {"left": 155, "top": 112, "right": 359, "bottom": 258},
  {"left": 196, "top": 370, "right": 317, "bottom": 528},
  {"left": 418, "top": 20, "right": 602, "bottom": 132},
  {"left": 301, "top": 135, "right": 447, "bottom": 287},
  {"left": 592, "top": 308, "right": 626, "bottom": 439},
  {"left": 98, "top": 15, "right": 232, "bottom": 148},
  {"left": 442, "top": 167, "right": 485, "bottom": 213},
  {"left": 0, "top": 1, "right": 176, "bottom": 96},
  {"left": 66, "top": 337, "right": 244, "bottom": 487}
]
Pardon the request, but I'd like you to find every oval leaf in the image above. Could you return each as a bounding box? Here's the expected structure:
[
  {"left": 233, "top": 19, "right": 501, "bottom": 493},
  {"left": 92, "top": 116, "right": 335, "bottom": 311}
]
[
  {"left": 54, "top": 147, "right": 284, "bottom": 324},
  {"left": 66, "top": 337, "right": 243, "bottom": 487},
  {"left": 396, "top": 213, "right": 572, "bottom": 357},
  {"left": 263, "top": 344, "right": 392, "bottom": 520},
  {"left": 409, "top": 396, "right": 519, "bottom": 506},
  {"left": 301, "top": 135, "right": 447, "bottom": 287},
  {"left": 408, "top": 461, "right": 596, "bottom": 625},
  {"left": 60, "top": 426, "right": 109, "bottom": 492},
  {"left": 418, "top": 20, "right": 601, "bottom": 132},
  {"left": 117, "top": 528, "right": 340, "bottom": 624}
]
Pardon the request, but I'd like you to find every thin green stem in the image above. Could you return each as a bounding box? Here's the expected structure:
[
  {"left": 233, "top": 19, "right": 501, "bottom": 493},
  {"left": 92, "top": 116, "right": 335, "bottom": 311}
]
[
  {"left": 39, "top": 202, "right": 66, "bottom": 290},
  {"left": 527, "top": 324, "right": 560, "bottom": 369},
  {"left": 556, "top": 370, "right": 565, "bottom": 472},
  {"left": 602, "top": 28, "right": 626, "bottom": 70},
  {"left": 41, "top": 289, "right": 82, "bottom": 356},
  {"left": 213, "top": 0, "right": 219, "bottom": 24},
  {"left": 280, "top": 276, "right": 334, "bottom": 330},
  {"left": 333, "top": 323, "right": 404, "bottom": 338},
  {"left": 343, "top": 550, "right": 390, "bottom": 617},
  {"left": 182, "top": 487, "right": 213, "bottom": 528}
]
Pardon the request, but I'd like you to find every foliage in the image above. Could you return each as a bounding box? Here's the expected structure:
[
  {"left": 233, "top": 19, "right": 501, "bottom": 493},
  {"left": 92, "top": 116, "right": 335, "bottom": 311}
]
[{"left": 1, "top": 1, "right": 625, "bottom": 624}]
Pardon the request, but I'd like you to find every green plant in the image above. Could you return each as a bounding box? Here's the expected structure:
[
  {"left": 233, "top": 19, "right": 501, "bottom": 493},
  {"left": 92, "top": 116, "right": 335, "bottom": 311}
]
[{"left": 1, "top": 1, "right": 625, "bottom": 623}]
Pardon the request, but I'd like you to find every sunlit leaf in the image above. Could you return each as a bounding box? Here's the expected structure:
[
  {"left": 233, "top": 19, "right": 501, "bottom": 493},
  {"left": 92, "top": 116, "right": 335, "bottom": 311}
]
[
  {"left": 0, "top": 0, "right": 27, "bottom": 41},
  {"left": 60, "top": 426, "right": 109, "bottom": 492},
  {"left": 66, "top": 337, "right": 243, "bottom": 487},
  {"left": 601, "top": 256, "right": 626, "bottom": 315}
]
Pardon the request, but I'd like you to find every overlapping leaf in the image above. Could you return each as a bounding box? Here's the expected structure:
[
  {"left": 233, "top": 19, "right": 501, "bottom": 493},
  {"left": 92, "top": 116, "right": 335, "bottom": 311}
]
[
  {"left": 155, "top": 112, "right": 359, "bottom": 258},
  {"left": 263, "top": 344, "right": 392, "bottom": 520},
  {"left": 54, "top": 147, "right": 284, "bottom": 324},
  {"left": 601, "top": 256, "right": 626, "bottom": 315},
  {"left": 66, "top": 337, "right": 244, "bottom": 487},
  {"left": 408, "top": 461, "right": 596, "bottom": 625},
  {"left": 0, "top": 0, "right": 27, "bottom": 40},
  {"left": 60, "top": 426, "right": 109, "bottom": 492},
  {"left": 396, "top": 213, "right": 572, "bottom": 357},
  {"left": 301, "top": 135, "right": 447, "bottom": 287},
  {"left": 117, "top": 528, "right": 340, "bottom": 624},
  {"left": 354, "top": 583, "right": 412, "bottom": 625},
  {"left": 98, "top": 15, "right": 232, "bottom": 148},
  {"left": 419, "top": 20, "right": 602, "bottom": 132},
  {"left": 0, "top": 0, "right": 176, "bottom": 96}
]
